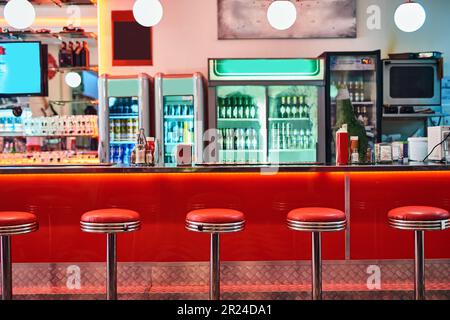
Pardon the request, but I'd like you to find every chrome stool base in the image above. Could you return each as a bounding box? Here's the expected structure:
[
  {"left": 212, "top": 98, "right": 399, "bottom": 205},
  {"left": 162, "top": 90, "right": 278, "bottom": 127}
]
[
  {"left": 389, "top": 218, "right": 450, "bottom": 301},
  {"left": 80, "top": 220, "right": 141, "bottom": 300},
  {"left": 0, "top": 221, "right": 38, "bottom": 300},
  {"left": 185, "top": 219, "right": 245, "bottom": 300},
  {"left": 288, "top": 219, "right": 346, "bottom": 300}
]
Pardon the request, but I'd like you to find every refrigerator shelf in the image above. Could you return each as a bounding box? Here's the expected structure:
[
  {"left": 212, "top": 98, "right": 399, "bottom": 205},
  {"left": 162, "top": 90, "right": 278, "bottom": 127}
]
[
  {"left": 219, "top": 149, "right": 263, "bottom": 152},
  {"left": 332, "top": 101, "right": 375, "bottom": 105},
  {"left": 218, "top": 118, "right": 260, "bottom": 122},
  {"left": 110, "top": 141, "right": 135, "bottom": 145},
  {"left": 164, "top": 115, "right": 194, "bottom": 120},
  {"left": 270, "top": 149, "right": 316, "bottom": 152},
  {"left": 110, "top": 114, "right": 139, "bottom": 119},
  {"left": 330, "top": 67, "right": 376, "bottom": 72},
  {"left": 268, "top": 118, "right": 311, "bottom": 121}
]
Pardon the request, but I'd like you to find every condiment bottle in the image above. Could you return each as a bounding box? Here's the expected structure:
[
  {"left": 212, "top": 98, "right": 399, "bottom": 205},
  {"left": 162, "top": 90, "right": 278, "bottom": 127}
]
[{"left": 336, "top": 124, "right": 349, "bottom": 166}]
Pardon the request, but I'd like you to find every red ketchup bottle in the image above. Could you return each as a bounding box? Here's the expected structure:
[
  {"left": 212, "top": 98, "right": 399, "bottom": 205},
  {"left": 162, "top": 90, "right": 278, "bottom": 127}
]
[{"left": 336, "top": 124, "right": 349, "bottom": 165}]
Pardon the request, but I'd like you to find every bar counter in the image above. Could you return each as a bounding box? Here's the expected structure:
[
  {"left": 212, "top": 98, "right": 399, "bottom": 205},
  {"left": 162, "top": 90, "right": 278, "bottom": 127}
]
[
  {"left": 1, "top": 162, "right": 450, "bottom": 174},
  {"left": 1, "top": 163, "right": 450, "bottom": 265}
]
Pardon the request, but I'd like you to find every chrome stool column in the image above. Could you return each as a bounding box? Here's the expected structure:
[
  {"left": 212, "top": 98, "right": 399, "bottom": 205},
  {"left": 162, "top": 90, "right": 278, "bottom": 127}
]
[
  {"left": 0, "top": 212, "right": 38, "bottom": 300},
  {"left": 80, "top": 208, "right": 141, "bottom": 300},
  {"left": 287, "top": 207, "right": 346, "bottom": 300},
  {"left": 185, "top": 208, "right": 245, "bottom": 300},
  {"left": 388, "top": 206, "right": 450, "bottom": 300}
]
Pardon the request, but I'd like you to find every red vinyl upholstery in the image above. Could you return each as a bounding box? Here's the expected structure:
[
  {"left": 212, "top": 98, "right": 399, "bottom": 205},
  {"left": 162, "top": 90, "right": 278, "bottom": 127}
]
[
  {"left": 81, "top": 208, "right": 140, "bottom": 224},
  {"left": 388, "top": 206, "right": 450, "bottom": 221},
  {"left": 0, "top": 212, "right": 37, "bottom": 226},
  {"left": 186, "top": 208, "right": 245, "bottom": 224},
  {"left": 288, "top": 207, "right": 346, "bottom": 223}
]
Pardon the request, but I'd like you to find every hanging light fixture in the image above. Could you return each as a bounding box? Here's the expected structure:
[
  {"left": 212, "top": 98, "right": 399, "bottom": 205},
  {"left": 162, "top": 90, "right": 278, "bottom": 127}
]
[
  {"left": 65, "top": 72, "right": 82, "bottom": 88},
  {"left": 267, "top": 0, "right": 297, "bottom": 31},
  {"left": 4, "top": 0, "right": 36, "bottom": 30},
  {"left": 394, "top": 0, "right": 426, "bottom": 32},
  {"left": 133, "top": 0, "right": 164, "bottom": 27}
]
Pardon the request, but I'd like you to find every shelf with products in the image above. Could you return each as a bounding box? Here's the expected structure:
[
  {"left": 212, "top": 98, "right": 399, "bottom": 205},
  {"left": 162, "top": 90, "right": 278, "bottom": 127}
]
[
  {"left": 331, "top": 101, "right": 375, "bottom": 105},
  {"left": 0, "top": 0, "right": 97, "bottom": 6},
  {"left": 164, "top": 115, "right": 194, "bottom": 120},
  {"left": 49, "top": 65, "right": 98, "bottom": 72},
  {"left": 0, "top": 31, "right": 97, "bottom": 43},
  {"left": 269, "top": 149, "right": 316, "bottom": 152},
  {"left": 268, "top": 118, "right": 311, "bottom": 122},
  {"left": 110, "top": 114, "right": 139, "bottom": 119}
]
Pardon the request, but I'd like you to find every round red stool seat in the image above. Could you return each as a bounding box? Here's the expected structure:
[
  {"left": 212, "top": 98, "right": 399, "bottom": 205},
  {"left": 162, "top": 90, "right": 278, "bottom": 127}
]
[
  {"left": 0, "top": 212, "right": 38, "bottom": 235},
  {"left": 287, "top": 207, "right": 346, "bottom": 232},
  {"left": 388, "top": 206, "right": 450, "bottom": 231},
  {"left": 186, "top": 208, "right": 245, "bottom": 233},
  {"left": 80, "top": 208, "right": 141, "bottom": 233}
]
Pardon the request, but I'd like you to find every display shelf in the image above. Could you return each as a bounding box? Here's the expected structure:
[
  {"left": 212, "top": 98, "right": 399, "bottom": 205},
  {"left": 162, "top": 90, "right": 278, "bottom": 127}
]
[
  {"left": 332, "top": 101, "right": 375, "bottom": 105},
  {"left": 0, "top": 31, "right": 97, "bottom": 43},
  {"left": 268, "top": 118, "right": 311, "bottom": 121},
  {"left": 110, "top": 114, "right": 138, "bottom": 119},
  {"left": 0, "top": 0, "right": 96, "bottom": 5},
  {"left": 218, "top": 118, "right": 260, "bottom": 121},
  {"left": 0, "top": 133, "right": 96, "bottom": 138},
  {"left": 382, "top": 113, "right": 448, "bottom": 119},
  {"left": 270, "top": 149, "right": 316, "bottom": 152},
  {"left": 164, "top": 115, "right": 194, "bottom": 120},
  {"left": 49, "top": 66, "right": 99, "bottom": 72},
  {"left": 219, "top": 149, "right": 263, "bottom": 152},
  {"left": 110, "top": 141, "right": 135, "bottom": 145},
  {"left": 0, "top": 131, "right": 24, "bottom": 137}
]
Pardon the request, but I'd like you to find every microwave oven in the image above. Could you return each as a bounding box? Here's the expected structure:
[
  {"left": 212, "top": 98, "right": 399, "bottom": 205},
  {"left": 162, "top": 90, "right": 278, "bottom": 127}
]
[
  {"left": 383, "top": 59, "right": 441, "bottom": 106},
  {"left": 427, "top": 126, "right": 450, "bottom": 162}
]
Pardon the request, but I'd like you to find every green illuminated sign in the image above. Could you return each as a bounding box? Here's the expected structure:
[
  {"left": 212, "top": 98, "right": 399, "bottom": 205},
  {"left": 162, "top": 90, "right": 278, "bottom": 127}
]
[{"left": 209, "top": 58, "right": 324, "bottom": 81}]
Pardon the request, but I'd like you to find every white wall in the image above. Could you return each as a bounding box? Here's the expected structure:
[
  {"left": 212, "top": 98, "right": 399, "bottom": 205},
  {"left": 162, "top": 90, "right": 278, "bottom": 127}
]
[{"left": 99, "top": 0, "right": 450, "bottom": 77}]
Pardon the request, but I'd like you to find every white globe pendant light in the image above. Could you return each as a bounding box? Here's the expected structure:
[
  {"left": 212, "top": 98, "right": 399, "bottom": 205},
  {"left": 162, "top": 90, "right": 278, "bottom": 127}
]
[
  {"left": 4, "top": 0, "right": 36, "bottom": 30},
  {"left": 133, "top": 0, "right": 163, "bottom": 27},
  {"left": 267, "top": 1, "right": 297, "bottom": 31},
  {"left": 394, "top": 0, "right": 426, "bottom": 32},
  {"left": 65, "top": 72, "right": 82, "bottom": 88}
]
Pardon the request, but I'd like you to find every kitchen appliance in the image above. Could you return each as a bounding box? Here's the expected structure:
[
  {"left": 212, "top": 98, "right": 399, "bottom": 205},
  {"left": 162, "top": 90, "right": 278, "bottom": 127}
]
[
  {"left": 321, "top": 50, "right": 382, "bottom": 164},
  {"left": 408, "top": 137, "right": 428, "bottom": 162},
  {"left": 207, "top": 58, "right": 326, "bottom": 164},
  {"left": 98, "top": 74, "right": 151, "bottom": 164},
  {"left": 383, "top": 59, "right": 442, "bottom": 106},
  {"left": 154, "top": 73, "right": 204, "bottom": 166},
  {"left": 427, "top": 126, "right": 450, "bottom": 162}
]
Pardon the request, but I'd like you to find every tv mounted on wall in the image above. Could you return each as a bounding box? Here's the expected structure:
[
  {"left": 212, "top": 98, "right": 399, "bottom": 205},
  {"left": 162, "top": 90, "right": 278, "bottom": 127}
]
[{"left": 0, "top": 41, "right": 48, "bottom": 97}]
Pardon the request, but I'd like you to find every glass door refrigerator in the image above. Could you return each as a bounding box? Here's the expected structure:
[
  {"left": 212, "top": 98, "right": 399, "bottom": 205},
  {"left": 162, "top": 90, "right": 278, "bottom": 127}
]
[
  {"left": 207, "top": 58, "right": 326, "bottom": 164},
  {"left": 321, "top": 51, "right": 382, "bottom": 163},
  {"left": 154, "top": 73, "right": 204, "bottom": 166},
  {"left": 98, "top": 74, "right": 151, "bottom": 164}
]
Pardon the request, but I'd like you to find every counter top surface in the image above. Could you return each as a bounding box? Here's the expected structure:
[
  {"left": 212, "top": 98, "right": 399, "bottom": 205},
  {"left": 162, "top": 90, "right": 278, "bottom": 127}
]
[{"left": 1, "top": 163, "right": 450, "bottom": 174}]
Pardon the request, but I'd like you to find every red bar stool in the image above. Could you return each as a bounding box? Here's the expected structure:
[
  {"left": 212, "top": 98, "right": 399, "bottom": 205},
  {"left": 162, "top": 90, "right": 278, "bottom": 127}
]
[
  {"left": 287, "top": 207, "right": 346, "bottom": 300},
  {"left": 388, "top": 206, "right": 450, "bottom": 300},
  {"left": 80, "top": 208, "right": 141, "bottom": 300},
  {"left": 0, "top": 212, "right": 38, "bottom": 300},
  {"left": 185, "top": 208, "right": 245, "bottom": 300}
]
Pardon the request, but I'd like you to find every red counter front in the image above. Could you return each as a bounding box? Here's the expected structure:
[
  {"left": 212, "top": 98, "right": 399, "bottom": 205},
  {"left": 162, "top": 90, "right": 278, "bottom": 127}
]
[{"left": 2, "top": 170, "right": 450, "bottom": 264}]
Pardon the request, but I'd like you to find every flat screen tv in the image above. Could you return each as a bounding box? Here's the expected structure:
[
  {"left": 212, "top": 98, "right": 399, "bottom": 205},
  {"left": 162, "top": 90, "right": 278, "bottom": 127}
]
[
  {"left": 0, "top": 41, "right": 48, "bottom": 97},
  {"left": 81, "top": 70, "right": 99, "bottom": 100}
]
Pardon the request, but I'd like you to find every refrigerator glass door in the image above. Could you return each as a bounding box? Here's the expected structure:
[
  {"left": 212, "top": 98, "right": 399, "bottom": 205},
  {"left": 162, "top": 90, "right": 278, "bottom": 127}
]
[
  {"left": 163, "top": 95, "right": 195, "bottom": 165},
  {"left": 329, "top": 55, "right": 378, "bottom": 161},
  {"left": 109, "top": 96, "right": 139, "bottom": 164},
  {"left": 268, "top": 86, "right": 319, "bottom": 163},
  {"left": 216, "top": 86, "right": 267, "bottom": 164}
]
